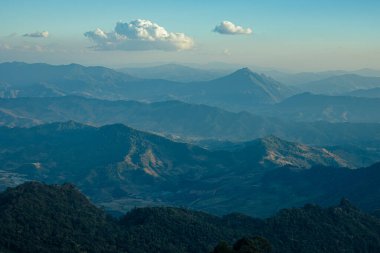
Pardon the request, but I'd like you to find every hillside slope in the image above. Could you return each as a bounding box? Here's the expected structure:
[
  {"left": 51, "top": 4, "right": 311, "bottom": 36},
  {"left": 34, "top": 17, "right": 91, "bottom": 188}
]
[{"left": 2, "top": 122, "right": 380, "bottom": 217}]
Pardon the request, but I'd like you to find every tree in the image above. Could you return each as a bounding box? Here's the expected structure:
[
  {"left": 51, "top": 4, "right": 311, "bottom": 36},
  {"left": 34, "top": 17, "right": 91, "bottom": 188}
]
[
  {"left": 212, "top": 237, "right": 271, "bottom": 253},
  {"left": 233, "top": 237, "right": 272, "bottom": 253},
  {"left": 212, "top": 241, "right": 234, "bottom": 253}
]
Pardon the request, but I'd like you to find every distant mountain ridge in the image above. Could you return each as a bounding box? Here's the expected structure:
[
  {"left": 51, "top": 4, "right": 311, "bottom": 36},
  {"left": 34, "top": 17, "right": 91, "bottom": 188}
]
[
  {"left": 0, "top": 61, "right": 137, "bottom": 86},
  {"left": 0, "top": 62, "right": 294, "bottom": 111},
  {"left": 119, "top": 63, "right": 230, "bottom": 82},
  {"left": 265, "top": 68, "right": 380, "bottom": 86},
  {"left": 346, "top": 87, "right": 380, "bottom": 98},
  {"left": 299, "top": 74, "right": 380, "bottom": 95},
  {"left": 2, "top": 96, "right": 380, "bottom": 155},
  {"left": 257, "top": 92, "right": 380, "bottom": 123},
  {"left": 0, "top": 61, "right": 138, "bottom": 99}
]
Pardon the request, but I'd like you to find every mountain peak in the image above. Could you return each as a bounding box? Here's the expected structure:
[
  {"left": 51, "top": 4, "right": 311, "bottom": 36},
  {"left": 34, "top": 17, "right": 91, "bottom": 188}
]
[
  {"left": 233, "top": 67, "right": 256, "bottom": 76},
  {"left": 204, "top": 67, "right": 294, "bottom": 105},
  {"left": 217, "top": 67, "right": 272, "bottom": 84},
  {"left": 224, "top": 67, "right": 282, "bottom": 84}
]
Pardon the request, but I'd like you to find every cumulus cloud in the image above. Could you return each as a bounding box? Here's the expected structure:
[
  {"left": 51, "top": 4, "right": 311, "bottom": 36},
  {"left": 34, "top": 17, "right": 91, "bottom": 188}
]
[
  {"left": 23, "top": 31, "right": 49, "bottom": 38},
  {"left": 84, "top": 19, "right": 194, "bottom": 51},
  {"left": 213, "top": 21, "right": 252, "bottom": 35}
]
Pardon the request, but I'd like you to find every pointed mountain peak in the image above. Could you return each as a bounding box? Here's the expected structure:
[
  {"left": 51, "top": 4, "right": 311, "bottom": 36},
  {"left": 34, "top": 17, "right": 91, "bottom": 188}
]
[
  {"left": 223, "top": 67, "right": 274, "bottom": 83},
  {"left": 232, "top": 67, "right": 255, "bottom": 76}
]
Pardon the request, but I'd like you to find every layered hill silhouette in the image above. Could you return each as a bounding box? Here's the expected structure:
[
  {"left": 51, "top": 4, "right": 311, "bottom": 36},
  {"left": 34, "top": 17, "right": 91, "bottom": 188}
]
[
  {"left": 0, "top": 62, "right": 294, "bottom": 111},
  {"left": 4, "top": 62, "right": 380, "bottom": 118},
  {"left": 255, "top": 92, "right": 380, "bottom": 123},
  {"left": 299, "top": 74, "right": 380, "bottom": 95},
  {"left": 0, "top": 122, "right": 380, "bottom": 216},
  {"left": 119, "top": 63, "right": 230, "bottom": 82},
  {"left": 1, "top": 182, "right": 380, "bottom": 253},
  {"left": 347, "top": 87, "right": 380, "bottom": 98},
  {"left": 1, "top": 61, "right": 380, "bottom": 219},
  {"left": 2, "top": 96, "right": 380, "bottom": 155},
  {"left": 0, "top": 62, "right": 137, "bottom": 99}
]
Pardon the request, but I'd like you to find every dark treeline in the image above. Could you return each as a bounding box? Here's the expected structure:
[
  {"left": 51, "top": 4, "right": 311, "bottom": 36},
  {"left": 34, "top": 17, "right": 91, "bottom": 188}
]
[{"left": 1, "top": 182, "right": 380, "bottom": 253}]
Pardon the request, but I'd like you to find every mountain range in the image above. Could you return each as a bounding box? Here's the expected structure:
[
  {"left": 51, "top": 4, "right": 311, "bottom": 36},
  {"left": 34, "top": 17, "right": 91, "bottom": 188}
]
[
  {"left": 119, "top": 63, "right": 230, "bottom": 82},
  {"left": 118, "top": 63, "right": 380, "bottom": 86},
  {"left": 1, "top": 59, "right": 380, "bottom": 252},
  {"left": 298, "top": 74, "right": 380, "bottom": 95},
  {"left": 1, "top": 62, "right": 379, "bottom": 215},
  {"left": 3, "top": 62, "right": 380, "bottom": 115},
  {"left": 0, "top": 62, "right": 294, "bottom": 111},
  {"left": 266, "top": 68, "right": 380, "bottom": 86},
  {"left": 1, "top": 122, "right": 380, "bottom": 217},
  {"left": 1, "top": 95, "right": 380, "bottom": 165},
  {"left": 253, "top": 92, "right": 380, "bottom": 123},
  {"left": 0, "top": 61, "right": 138, "bottom": 99}
]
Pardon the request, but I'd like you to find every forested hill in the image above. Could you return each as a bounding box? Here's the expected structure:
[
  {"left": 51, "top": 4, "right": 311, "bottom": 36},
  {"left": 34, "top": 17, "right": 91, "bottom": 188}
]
[{"left": 1, "top": 182, "right": 380, "bottom": 253}]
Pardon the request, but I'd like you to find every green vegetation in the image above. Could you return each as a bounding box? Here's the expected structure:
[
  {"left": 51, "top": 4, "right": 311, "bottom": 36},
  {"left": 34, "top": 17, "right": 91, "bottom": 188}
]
[
  {"left": 212, "top": 237, "right": 272, "bottom": 253},
  {"left": 0, "top": 182, "right": 121, "bottom": 253},
  {"left": 1, "top": 182, "right": 380, "bottom": 253}
]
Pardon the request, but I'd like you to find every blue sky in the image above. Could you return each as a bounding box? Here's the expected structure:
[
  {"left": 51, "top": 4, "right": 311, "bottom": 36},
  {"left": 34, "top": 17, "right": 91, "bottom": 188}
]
[{"left": 1, "top": 0, "right": 379, "bottom": 71}]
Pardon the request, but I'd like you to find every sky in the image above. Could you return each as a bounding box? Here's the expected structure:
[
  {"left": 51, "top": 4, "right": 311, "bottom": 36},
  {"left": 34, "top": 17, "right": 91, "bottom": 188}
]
[{"left": 0, "top": 0, "right": 379, "bottom": 72}]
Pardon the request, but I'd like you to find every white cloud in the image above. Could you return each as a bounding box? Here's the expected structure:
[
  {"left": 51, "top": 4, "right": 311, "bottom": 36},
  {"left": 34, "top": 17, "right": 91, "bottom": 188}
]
[
  {"left": 23, "top": 31, "right": 49, "bottom": 38},
  {"left": 213, "top": 21, "right": 252, "bottom": 35},
  {"left": 84, "top": 19, "right": 194, "bottom": 51}
]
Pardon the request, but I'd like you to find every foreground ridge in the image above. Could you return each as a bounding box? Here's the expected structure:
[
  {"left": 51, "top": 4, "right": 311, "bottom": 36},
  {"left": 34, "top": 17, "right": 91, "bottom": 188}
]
[{"left": 1, "top": 182, "right": 380, "bottom": 253}]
